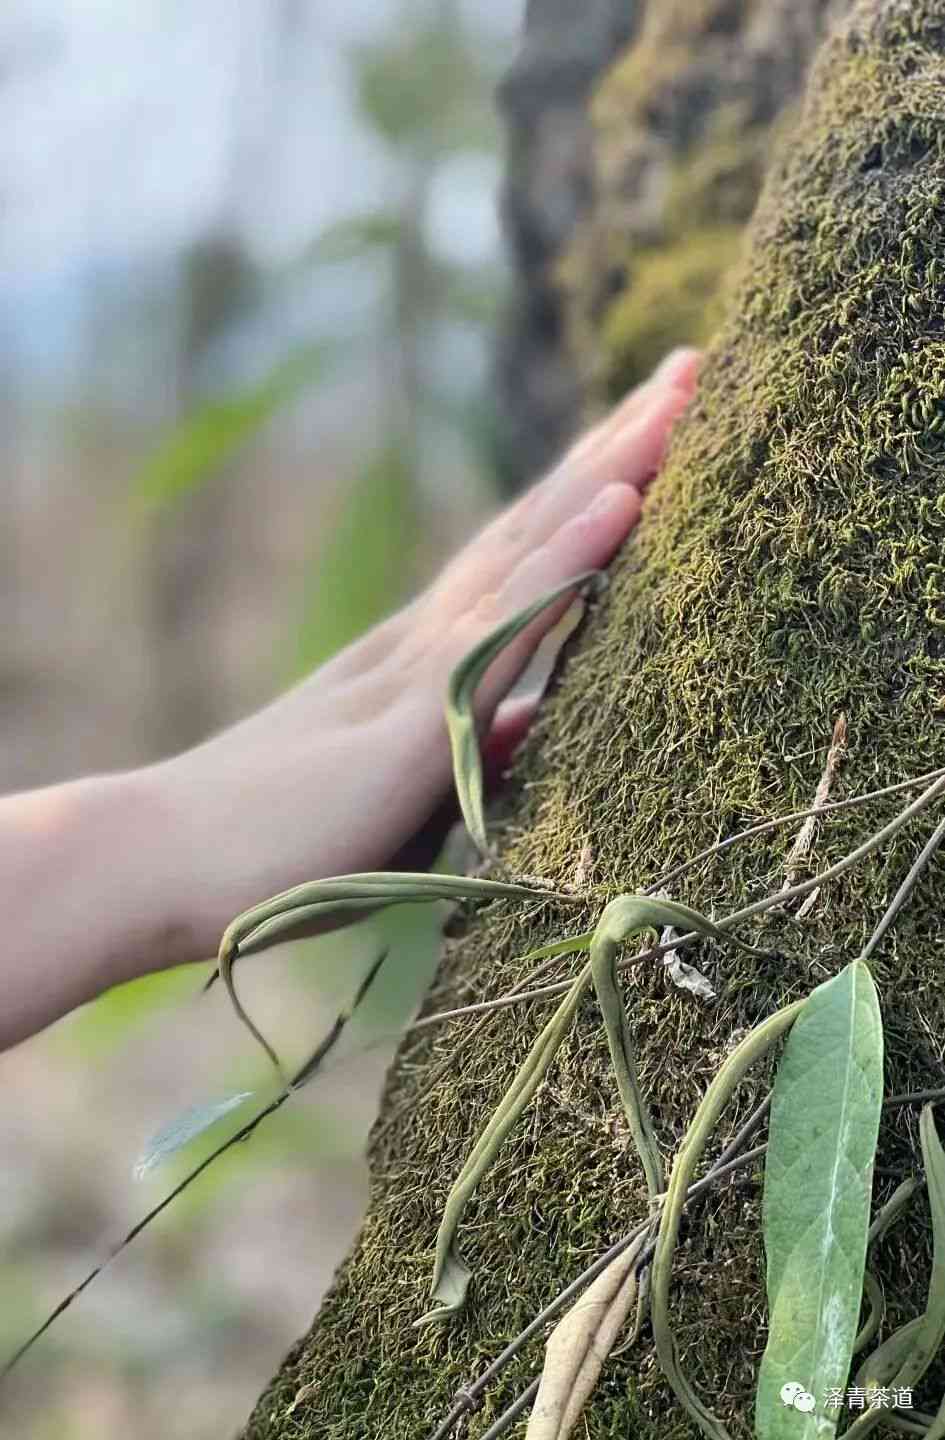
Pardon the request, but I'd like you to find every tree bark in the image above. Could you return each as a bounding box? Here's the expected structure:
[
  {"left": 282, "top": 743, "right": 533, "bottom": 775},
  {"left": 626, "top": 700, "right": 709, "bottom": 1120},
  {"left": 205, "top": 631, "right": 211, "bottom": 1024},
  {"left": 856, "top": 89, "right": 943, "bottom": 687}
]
[{"left": 243, "top": 1, "right": 945, "bottom": 1435}]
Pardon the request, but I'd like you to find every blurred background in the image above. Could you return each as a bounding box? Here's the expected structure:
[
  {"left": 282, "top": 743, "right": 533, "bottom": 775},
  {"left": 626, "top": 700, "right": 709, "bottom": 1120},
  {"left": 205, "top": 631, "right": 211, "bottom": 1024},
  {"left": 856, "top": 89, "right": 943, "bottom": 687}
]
[{"left": 0, "top": 3, "right": 533, "bottom": 1436}]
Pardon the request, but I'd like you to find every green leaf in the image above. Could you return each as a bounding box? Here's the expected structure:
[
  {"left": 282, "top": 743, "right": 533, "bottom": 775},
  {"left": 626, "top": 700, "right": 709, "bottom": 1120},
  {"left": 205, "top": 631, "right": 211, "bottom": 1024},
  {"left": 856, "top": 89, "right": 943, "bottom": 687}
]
[
  {"left": 842, "top": 1108, "right": 945, "bottom": 1439},
  {"left": 755, "top": 961, "right": 884, "bottom": 1440},
  {"left": 651, "top": 999, "right": 805, "bottom": 1440},
  {"left": 291, "top": 446, "right": 417, "bottom": 676},
  {"left": 214, "top": 871, "right": 575, "bottom": 1076},
  {"left": 352, "top": 24, "right": 493, "bottom": 148},
  {"left": 418, "top": 965, "right": 592, "bottom": 1327},
  {"left": 446, "top": 571, "right": 602, "bottom": 854},
  {"left": 590, "top": 895, "right": 773, "bottom": 1206},
  {"left": 133, "top": 1091, "right": 254, "bottom": 1179},
  {"left": 131, "top": 341, "right": 337, "bottom": 517},
  {"left": 305, "top": 212, "right": 403, "bottom": 265},
  {"left": 420, "top": 893, "right": 770, "bottom": 1329}
]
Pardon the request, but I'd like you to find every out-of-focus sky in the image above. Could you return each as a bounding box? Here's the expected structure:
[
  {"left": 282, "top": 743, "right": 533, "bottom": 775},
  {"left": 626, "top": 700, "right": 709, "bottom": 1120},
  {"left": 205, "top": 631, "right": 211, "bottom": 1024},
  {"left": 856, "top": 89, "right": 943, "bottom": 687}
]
[{"left": 0, "top": 0, "right": 516, "bottom": 396}]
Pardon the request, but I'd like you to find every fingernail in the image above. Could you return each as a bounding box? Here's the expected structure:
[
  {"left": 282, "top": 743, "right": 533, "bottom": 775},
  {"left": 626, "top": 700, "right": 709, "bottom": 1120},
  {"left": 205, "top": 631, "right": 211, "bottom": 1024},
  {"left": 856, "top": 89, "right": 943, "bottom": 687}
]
[{"left": 654, "top": 347, "right": 701, "bottom": 385}]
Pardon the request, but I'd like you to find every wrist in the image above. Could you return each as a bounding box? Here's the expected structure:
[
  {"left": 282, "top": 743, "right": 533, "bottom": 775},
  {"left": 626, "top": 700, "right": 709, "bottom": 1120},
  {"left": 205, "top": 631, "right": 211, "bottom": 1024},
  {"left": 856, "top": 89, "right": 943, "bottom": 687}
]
[{"left": 74, "top": 764, "right": 206, "bottom": 991}]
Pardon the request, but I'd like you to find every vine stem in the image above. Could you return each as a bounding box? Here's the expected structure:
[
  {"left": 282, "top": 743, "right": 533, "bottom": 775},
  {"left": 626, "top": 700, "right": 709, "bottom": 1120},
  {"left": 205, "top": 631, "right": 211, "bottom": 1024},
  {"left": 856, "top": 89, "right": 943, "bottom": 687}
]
[
  {"left": 407, "top": 771, "right": 945, "bottom": 1035},
  {"left": 0, "top": 950, "right": 390, "bottom": 1384}
]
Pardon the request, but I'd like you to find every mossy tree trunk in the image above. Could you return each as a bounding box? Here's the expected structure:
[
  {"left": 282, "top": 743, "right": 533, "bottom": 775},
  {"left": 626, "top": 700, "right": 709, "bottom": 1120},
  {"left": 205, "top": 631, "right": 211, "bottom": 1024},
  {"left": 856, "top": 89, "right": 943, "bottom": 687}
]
[{"left": 243, "top": 2, "right": 945, "bottom": 1436}]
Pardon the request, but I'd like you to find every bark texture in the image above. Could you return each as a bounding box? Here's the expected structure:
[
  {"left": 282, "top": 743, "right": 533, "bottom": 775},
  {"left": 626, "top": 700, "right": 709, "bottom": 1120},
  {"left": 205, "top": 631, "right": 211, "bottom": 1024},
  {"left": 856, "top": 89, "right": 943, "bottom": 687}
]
[
  {"left": 244, "top": 1, "right": 945, "bottom": 1436},
  {"left": 495, "top": 0, "right": 637, "bottom": 486},
  {"left": 497, "top": 0, "right": 846, "bottom": 490}
]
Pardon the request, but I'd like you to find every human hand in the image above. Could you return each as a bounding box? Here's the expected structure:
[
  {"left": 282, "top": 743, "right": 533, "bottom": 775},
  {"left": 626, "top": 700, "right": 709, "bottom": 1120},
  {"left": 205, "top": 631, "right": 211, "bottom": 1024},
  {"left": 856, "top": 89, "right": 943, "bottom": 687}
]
[
  {"left": 0, "top": 346, "right": 700, "bottom": 1052},
  {"left": 154, "top": 347, "right": 700, "bottom": 963}
]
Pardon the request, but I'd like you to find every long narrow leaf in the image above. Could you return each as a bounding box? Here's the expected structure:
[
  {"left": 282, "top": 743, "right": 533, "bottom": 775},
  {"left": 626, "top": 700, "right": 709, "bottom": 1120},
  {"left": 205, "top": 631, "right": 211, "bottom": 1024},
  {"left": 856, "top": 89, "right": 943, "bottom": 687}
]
[
  {"left": 846, "top": 1105, "right": 945, "bottom": 1439},
  {"left": 417, "top": 967, "right": 592, "bottom": 1326},
  {"left": 445, "top": 571, "right": 602, "bottom": 854},
  {"left": 756, "top": 961, "right": 884, "bottom": 1440},
  {"left": 132, "top": 342, "right": 338, "bottom": 516},
  {"left": 590, "top": 895, "right": 775, "bottom": 1205},
  {"left": 651, "top": 1000, "right": 806, "bottom": 1440},
  {"left": 213, "top": 871, "right": 573, "bottom": 1074}
]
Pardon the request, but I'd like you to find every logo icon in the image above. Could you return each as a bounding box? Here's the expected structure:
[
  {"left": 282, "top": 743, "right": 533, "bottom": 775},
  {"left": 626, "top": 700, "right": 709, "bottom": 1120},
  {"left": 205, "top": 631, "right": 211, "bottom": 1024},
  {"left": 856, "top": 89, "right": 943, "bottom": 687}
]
[{"left": 781, "top": 1382, "right": 816, "bottom": 1413}]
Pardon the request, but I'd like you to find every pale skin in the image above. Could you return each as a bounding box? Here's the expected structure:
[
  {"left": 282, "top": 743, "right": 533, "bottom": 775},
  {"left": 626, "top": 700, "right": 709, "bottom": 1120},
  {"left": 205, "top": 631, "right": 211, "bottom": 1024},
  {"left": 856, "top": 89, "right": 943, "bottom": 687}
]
[{"left": 0, "top": 348, "right": 700, "bottom": 1052}]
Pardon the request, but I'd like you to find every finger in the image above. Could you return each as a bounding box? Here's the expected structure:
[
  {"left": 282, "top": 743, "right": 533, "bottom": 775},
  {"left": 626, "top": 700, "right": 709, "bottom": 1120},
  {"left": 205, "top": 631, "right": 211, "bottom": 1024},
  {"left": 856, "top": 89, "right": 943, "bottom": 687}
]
[
  {"left": 566, "top": 346, "right": 701, "bottom": 469},
  {"left": 520, "top": 378, "right": 694, "bottom": 544},
  {"left": 444, "top": 480, "right": 642, "bottom": 716}
]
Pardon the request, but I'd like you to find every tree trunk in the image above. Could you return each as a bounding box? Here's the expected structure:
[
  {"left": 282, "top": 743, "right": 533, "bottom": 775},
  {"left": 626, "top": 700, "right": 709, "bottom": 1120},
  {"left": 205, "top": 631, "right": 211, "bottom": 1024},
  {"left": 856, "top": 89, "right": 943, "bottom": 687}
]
[{"left": 243, "top": 1, "right": 945, "bottom": 1435}]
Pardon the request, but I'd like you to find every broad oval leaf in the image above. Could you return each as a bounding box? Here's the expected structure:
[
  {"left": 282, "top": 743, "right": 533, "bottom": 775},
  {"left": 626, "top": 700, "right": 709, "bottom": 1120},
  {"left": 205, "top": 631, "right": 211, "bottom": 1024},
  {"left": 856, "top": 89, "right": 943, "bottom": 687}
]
[
  {"left": 133, "top": 1091, "right": 254, "bottom": 1180},
  {"left": 755, "top": 960, "right": 884, "bottom": 1440}
]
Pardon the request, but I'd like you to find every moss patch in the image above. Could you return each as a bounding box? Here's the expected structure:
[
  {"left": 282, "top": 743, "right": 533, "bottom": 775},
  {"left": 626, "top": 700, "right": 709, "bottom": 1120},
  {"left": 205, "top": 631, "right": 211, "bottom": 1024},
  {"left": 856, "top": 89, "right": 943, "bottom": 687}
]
[
  {"left": 562, "top": 0, "right": 841, "bottom": 405},
  {"left": 243, "top": 3, "right": 945, "bottom": 1437},
  {"left": 599, "top": 224, "right": 741, "bottom": 394}
]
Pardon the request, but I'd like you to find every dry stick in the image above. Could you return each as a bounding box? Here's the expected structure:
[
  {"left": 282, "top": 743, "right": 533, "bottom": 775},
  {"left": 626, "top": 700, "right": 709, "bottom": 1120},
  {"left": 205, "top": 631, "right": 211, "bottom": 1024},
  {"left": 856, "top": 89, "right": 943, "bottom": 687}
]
[
  {"left": 780, "top": 713, "right": 848, "bottom": 899},
  {"left": 651, "top": 766, "right": 945, "bottom": 894},
  {"left": 0, "top": 949, "right": 391, "bottom": 1384},
  {"left": 478, "top": 1380, "right": 540, "bottom": 1440}
]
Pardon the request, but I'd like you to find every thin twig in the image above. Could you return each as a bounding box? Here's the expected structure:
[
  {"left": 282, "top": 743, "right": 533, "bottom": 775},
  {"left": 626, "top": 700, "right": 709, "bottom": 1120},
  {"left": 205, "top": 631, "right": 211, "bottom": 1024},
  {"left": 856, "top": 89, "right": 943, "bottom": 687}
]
[
  {"left": 478, "top": 1379, "right": 540, "bottom": 1440},
  {"left": 652, "top": 766, "right": 945, "bottom": 895},
  {"left": 859, "top": 816, "right": 945, "bottom": 964},
  {"left": 0, "top": 949, "right": 390, "bottom": 1383}
]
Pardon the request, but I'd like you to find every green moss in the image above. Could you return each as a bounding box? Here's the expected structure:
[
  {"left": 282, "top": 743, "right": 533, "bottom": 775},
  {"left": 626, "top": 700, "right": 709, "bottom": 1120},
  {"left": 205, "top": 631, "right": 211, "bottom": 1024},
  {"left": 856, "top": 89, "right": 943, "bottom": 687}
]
[
  {"left": 243, "top": 4, "right": 945, "bottom": 1437},
  {"left": 599, "top": 225, "right": 741, "bottom": 395},
  {"left": 562, "top": 0, "right": 831, "bottom": 404}
]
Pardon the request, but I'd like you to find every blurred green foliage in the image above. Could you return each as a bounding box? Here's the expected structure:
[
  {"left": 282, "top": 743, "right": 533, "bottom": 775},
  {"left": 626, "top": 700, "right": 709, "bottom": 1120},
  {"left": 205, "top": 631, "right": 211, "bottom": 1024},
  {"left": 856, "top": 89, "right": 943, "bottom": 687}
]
[
  {"left": 131, "top": 342, "right": 339, "bottom": 518},
  {"left": 354, "top": 14, "right": 498, "bottom": 151},
  {"left": 291, "top": 445, "right": 418, "bottom": 675}
]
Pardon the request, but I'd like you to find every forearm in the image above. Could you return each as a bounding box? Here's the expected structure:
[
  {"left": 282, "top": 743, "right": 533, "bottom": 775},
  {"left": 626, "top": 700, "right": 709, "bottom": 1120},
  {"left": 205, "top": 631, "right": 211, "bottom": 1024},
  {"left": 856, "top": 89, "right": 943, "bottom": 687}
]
[{"left": 0, "top": 768, "right": 203, "bottom": 1050}]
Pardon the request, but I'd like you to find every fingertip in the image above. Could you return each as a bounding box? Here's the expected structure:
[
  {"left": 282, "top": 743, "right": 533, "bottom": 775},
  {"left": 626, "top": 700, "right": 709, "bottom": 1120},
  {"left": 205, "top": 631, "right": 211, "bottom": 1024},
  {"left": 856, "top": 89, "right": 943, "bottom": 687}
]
[
  {"left": 654, "top": 346, "right": 702, "bottom": 391},
  {"left": 556, "top": 481, "right": 642, "bottom": 564}
]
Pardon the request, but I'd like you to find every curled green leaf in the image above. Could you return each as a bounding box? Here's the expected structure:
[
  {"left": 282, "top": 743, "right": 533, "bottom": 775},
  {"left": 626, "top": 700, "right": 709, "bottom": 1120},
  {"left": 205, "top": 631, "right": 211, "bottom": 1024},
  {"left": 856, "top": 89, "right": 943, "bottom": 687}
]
[
  {"left": 214, "top": 871, "right": 573, "bottom": 1075},
  {"left": 590, "top": 895, "right": 773, "bottom": 1206},
  {"left": 445, "top": 570, "right": 603, "bottom": 854},
  {"left": 651, "top": 999, "right": 806, "bottom": 1440},
  {"left": 854, "top": 1270, "right": 886, "bottom": 1358}
]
